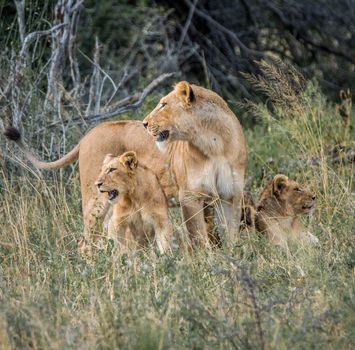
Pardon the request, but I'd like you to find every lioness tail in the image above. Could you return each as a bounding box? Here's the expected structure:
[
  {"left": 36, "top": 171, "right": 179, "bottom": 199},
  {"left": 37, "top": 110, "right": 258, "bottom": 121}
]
[{"left": 4, "top": 127, "right": 80, "bottom": 170}]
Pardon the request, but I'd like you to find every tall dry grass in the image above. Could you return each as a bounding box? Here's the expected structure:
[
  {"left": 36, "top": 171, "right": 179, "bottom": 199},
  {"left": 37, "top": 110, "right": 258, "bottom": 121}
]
[{"left": 0, "top": 60, "right": 354, "bottom": 349}]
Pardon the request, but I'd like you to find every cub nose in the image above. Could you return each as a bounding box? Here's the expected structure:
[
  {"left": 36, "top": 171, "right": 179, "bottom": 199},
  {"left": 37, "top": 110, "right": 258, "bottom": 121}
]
[
  {"left": 312, "top": 194, "right": 316, "bottom": 200},
  {"left": 143, "top": 121, "right": 148, "bottom": 129}
]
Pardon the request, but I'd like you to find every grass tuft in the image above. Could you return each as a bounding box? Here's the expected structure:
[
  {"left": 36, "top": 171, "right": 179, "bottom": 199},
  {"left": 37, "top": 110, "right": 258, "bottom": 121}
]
[{"left": 1, "top": 61, "right": 354, "bottom": 348}]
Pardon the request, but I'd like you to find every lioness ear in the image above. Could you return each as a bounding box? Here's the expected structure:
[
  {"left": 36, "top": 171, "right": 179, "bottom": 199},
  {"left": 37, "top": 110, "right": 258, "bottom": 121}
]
[
  {"left": 272, "top": 174, "right": 288, "bottom": 196},
  {"left": 119, "top": 151, "right": 138, "bottom": 171},
  {"left": 175, "top": 81, "right": 195, "bottom": 105}
]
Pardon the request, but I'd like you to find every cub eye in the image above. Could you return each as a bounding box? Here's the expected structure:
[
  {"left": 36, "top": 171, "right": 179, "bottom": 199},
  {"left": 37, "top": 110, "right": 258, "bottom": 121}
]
[
  {"left": 159, "top": 102, "right": 167, "bottom": 109},
  {"left": 294, "top": 187, "right": 302, "bottom": 192},
  {"left": 107, "top": 168, "right": 117, "bottom": 174}
]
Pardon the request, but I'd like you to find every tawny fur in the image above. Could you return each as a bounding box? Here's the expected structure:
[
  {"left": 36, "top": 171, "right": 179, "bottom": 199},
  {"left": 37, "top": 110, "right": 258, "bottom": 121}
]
[
  {"left": 143, "top": 81, "right": 247, "bottom": 247},
  {"left": 4, "top": 81, "right": 247, "bottom": 250},
  {"left": 240, "top": 192, "right": 256, "bottom": 230},
  {"left": 4, "top": 127, "right": 80, "bottom": 169},
  {"left": 95, "top": 152, "right": 172, "bottom": 254},
  {"left": 4, "top": 121, "right": 178, "bottom": 240},
  {"left": 255, "top": 174, "right": 319, "bottom": 249}
]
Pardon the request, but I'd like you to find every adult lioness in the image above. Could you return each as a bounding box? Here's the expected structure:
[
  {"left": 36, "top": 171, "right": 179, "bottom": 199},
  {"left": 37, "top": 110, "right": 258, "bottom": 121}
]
[
  {"left": 95, "top": 152, "right": 172, "bottom": 253},
  {"left": 4, "top": 122, "right": 177, "bottom": 239},
  {"left": 255, "top": 174, "right": 319, "bottom": 249},
  {"left": 143, "top": 81, "right": 247, "bottom": 247},
  {"left": 5, "top": 81, "right": 247, "bottom": 248}
]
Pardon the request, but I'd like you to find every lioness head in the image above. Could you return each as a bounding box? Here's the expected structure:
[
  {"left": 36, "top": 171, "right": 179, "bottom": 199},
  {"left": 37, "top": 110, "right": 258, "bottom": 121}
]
[
  {"left": 95, "top": 151, "right": 138, "bottom": 203},
  {"left": 261, "top": 174, "right": 317, "bottom": 216},
  {"left": 143, "top": 81, "right": 196, "bottom": 145}
]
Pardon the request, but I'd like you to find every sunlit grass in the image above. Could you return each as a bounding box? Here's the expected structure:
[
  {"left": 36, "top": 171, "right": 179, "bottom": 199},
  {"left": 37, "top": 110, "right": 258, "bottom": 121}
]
[{"left": 0, "top": 62, "right": 354, "bottom": 348}]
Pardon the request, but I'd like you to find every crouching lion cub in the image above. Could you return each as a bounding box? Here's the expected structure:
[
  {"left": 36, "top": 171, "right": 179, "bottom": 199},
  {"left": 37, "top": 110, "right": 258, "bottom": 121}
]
[
  {"left": 95, "top": 151, "right": 172, "bottom": 254},
  {"left": 255, "top": 174, "right": 319, "bottom": 249}
]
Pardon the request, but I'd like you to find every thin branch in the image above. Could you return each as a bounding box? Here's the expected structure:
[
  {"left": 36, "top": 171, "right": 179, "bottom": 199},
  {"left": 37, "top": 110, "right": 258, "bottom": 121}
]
[
  {"left": 85, "top": 36, "right": 102, "bottom": 116},
  {"left": 177, "top": 0, "right": 199, "bottom": 53},
  {"left": 20, "top": 23, "right": 67, "bottom": 58},
  {"left": 86, "top": 72, "right": 176, "bottom": 122},
  {"left": 35, "top": 72, "right": 176, "bottom": 133},
  {"left": 78, "top": 48, "right": 117, "bottom": 93},
  {"left": 46, "top": 0, "right": 78, "bottom": 114},
  {"left": 185, "top": 0, "right": 268, "bottom": 59},
  {"left": 14, "top": 0, "right": 26, "bottom": 44},
  {"left": 267, "top": 2, "right": 355, "bottom": 64},
  {"left": 68, "top": 1, "right": 82, "bottom": 96}
]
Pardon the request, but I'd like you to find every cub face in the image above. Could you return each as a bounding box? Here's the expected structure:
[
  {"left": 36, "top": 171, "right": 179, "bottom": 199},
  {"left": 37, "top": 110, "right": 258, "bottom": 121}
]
[
  {"left": 95, "top": 152, "right": 138, "bottom": 203},
  {"left": 272, "top": 174, "right": 316, "bottom": 215}
]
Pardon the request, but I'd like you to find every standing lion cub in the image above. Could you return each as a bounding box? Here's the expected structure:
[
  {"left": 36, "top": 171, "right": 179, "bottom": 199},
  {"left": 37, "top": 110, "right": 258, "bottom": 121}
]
[
  {"left": 95, "top": 151, "right": 172, "bottom": 253},
  {"left": 255, "top": 174, "right": 319, "bottom": 249}
]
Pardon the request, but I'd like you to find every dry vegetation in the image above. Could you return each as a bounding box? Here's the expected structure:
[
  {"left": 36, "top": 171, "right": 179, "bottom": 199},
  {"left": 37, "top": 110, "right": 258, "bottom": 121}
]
[
  {"left": 0, "top": 1, "right": 354, "bottom": 349},
  {"left": 1, "top": 61, "right": 354, "bottom": 350}
]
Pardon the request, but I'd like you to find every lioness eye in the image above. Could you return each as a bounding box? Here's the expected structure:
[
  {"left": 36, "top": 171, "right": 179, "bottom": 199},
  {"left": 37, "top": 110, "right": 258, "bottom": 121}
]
[
  {"left": 294, "top": 187, "right": 302, "bottom": 192},
  {"left": 107, "top": 168, "right": 117, "bottom": 174},
  {"left": 159, "top": 102, "right": 167, "bottom": 109}
]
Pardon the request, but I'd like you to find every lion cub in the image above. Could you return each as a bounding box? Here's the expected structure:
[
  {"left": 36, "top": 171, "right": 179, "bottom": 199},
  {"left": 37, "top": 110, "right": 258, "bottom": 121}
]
[
  {"left": 255, "top": 174, "right": 319, "bottom": 249},
  {"left": 95, "top": 151, "right": 172, "bottom": 253}
]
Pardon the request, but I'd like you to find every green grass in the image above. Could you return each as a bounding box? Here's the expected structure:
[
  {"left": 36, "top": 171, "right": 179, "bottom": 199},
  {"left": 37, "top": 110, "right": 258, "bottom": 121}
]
[{"left": 0, "top": 63, "right": 354, "bottom": 349}]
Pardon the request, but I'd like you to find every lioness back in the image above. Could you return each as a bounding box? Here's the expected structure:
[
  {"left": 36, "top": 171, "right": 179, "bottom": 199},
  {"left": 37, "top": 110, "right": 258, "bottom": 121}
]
[{"left": 79, "top": 121, "right": 178, "bottom": 215}]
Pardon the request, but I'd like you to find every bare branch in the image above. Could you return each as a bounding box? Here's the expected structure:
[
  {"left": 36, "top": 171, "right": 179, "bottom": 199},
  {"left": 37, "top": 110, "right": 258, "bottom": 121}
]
[
  {"left": 20, "top": 23, "right": 67, "bottom": 58},
  {"left": 14, "top": 0, "right": 26, "bottom": 44},
  {"left": 35, "top": 72, "right": 176, "bottom": 133},
  {"left": 177, "top": 0, "right": 199, "bottom": 53},
  {"left": 78, "top": 48, "right": 118, "bottom": 93},
  {"left": 46, "top": 0, "right": 82, "bottom": 116},
  {"left": 85, "top": 37, "right": 102, "bottom": 116},
  {"left": 185, "top": 0, "right": 268, "bottom": 59},
  {"left": 68, "top": 1, "right": 82, "bottom": 96},
  {"left": 267, "top": 2, "right": 355, "bottom": 64},
  {"left": 86, "top": 72, "right": 176, "bottom": 122}
]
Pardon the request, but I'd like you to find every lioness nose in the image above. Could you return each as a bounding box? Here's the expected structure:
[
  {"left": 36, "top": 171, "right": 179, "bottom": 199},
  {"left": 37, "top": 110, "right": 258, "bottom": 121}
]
[
  {"left": 312, "top": 195, "right": 316, "bottom": 200},
  {"left": 143, "top": 121, "right": 148, "bottom": 129}
]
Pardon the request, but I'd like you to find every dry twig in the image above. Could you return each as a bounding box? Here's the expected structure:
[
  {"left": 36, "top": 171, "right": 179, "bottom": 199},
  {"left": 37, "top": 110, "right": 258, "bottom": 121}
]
[{"left": 35, "top": 72, "right": 176, "bottom": 133}]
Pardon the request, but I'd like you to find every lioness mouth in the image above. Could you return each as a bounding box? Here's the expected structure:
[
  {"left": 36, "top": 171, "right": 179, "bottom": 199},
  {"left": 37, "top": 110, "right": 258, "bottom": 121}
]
[
  {"left": 157, "top": 130, "right": 169, "bottom": 142},
  {"left": 108, "top": 190, "right": 119, "bottom": 201}
]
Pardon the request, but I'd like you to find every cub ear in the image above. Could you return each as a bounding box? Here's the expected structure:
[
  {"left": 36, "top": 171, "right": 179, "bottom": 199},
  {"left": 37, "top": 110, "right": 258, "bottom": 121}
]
[
  {"left": 175, "top": 81, "right": 195, "bottom": 105},
  {"left": 272, "top": 174, "right": 289, "bottom": 196},
  {"left": 103, "top": 153, "right": 116, "bottom": 164},
  {"left": 119, "top": 151, "right": 138, "bottom": 171}
]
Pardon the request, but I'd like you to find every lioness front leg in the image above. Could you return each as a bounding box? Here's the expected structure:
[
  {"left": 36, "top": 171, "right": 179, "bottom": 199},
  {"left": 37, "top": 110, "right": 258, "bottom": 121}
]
[
  {"left": 154, "top": 219, "right": 173, "bottom": 254},
  {"left": 214, "top": 192, "right": 242, "bottom": 248},
  {"left": 181, "top": 195, "right": 210, "bottom": 248}
]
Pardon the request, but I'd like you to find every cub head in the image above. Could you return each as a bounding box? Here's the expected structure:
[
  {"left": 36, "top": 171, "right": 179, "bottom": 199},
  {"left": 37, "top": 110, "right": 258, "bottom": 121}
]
[
  {"left": 269, "top": 174, "right": 317, "bottom": 216},
  {"left": 95, "top": 151, "right": 138, "bottom": 203},
  {"left": 142, "top": 81, "right": 196, "bottom": 146}
]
